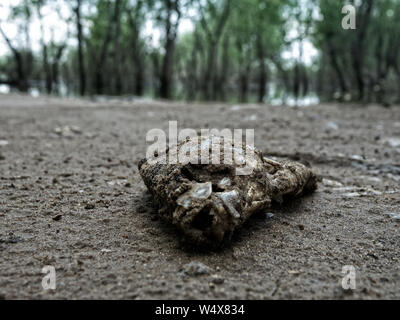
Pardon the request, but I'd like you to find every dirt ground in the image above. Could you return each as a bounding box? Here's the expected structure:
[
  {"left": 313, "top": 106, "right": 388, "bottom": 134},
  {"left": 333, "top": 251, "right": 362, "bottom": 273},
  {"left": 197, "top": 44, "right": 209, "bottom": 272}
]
[{"left": 0, "top": 94, "right": 399, "bottom": 299}]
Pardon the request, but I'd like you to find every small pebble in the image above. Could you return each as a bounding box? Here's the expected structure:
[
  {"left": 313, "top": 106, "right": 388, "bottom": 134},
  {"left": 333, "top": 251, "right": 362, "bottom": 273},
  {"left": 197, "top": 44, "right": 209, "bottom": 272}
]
[
  {"left": 85, "top": 203, "right": 95, "bottom": 210},
  {"left": 52, "top": 214, "right": 63, "bottom": 221},
  {"left": 386, "top": 213, "right": 400, "bottom": 222},
  {"left": 265, "top": 212, "right": 274, "bottom": 219},
  {"left": 211, "top": 275, "right": 225, "bottom": 285},
  {"left": 182, "top": 261, "right": 212, "bottom": 276}
]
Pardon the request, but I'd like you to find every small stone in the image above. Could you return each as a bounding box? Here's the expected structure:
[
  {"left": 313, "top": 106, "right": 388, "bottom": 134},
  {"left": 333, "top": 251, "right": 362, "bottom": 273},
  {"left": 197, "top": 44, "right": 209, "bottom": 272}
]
[
  {"left": 326, "top": 121, "right": 339, "bottom": 130},
  {"left": 70, "top": 126, "right": 82, "bottom": 134},
  {"left": 52, "top": 214, "right": 62, "bottom": 221},
  {"left": 211, "top": 274, "right": 224, "bottom": 285},
  {"left": 343, "top": 192, "right": 361, "bottom": 198},
  {"left": 288, "top": 270, "right": 302, "bottom": 275},
  {"left": 386, "top": 213, "right": 400, "bottom": 222},
  {"left": 384, "top": 137, "right": 400, "bottom": 148},
  {"left": 74, "top": 240, "right": 88, "bottom": 249},
  {"left": 54, "top": 125, "right": 82, "bottom": 137},
  {"left": 366, "top": 251, "right": 379, "bottom": 260},
  {"left": 342, "top": 288, "right": 354, "bottom": 295},
  {"left": 266, "top": 212, "right": 275, "bottom": 218},
  {"left": 0, "top": 235, "right": 22, "bottom": 244},
  {"left": 322, "top": 178, "right": 343, "bottom": 188},
  {"left": 350, "top": 155, "right": 363, "bottom": 161},
  {"left": 84, "top": 203, "right": 95, "bottom": 210},
  {"left": 182, "top": 261, "right": 212, "bottom": 276}
]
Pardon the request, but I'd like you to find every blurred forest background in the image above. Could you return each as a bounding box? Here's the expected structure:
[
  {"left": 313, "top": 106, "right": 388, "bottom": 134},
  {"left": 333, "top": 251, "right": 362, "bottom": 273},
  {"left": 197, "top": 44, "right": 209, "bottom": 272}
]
[{"left": 0, "top": 0, "right": 399, "bottom": 105}]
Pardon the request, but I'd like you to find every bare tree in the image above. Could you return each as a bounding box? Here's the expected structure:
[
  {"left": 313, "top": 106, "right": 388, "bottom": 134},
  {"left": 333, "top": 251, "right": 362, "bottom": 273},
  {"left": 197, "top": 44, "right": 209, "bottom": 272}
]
[
  {"left": 199, "top": 0, "right": 231, "bottom": 100},
  {"left": 36, "top": 0, "right": 52, "bottom": 94},
  {"left": 351, "top": 0, "right": 373, "bottom": 102},
  {"left": 73, "top": 0, "right": 86, "bottom": 96},
  {"left": 159, "top": 0, "right": 181, "bottom": 99},
  {"left": 113, "top": 0, "right": 123, "bottom": 95},
  {"left": 0, "top": 1, "right": 34, "bottom": 92},
  {"left": 0, "top": 26, "right": 29, "bottom": 92},
  {"left": 127, "top": 0, "right": 146, "bottom": 96}
]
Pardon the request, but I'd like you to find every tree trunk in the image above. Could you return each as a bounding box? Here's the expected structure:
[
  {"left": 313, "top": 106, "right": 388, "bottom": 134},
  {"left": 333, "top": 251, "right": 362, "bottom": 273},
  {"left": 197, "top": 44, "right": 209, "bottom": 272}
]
[
  {"left": 351, "top": 49, "right": 364, "bottom": 101},
  {"left": 351, "top": 0, "right": 373, "bottom": 102},
  {"left": 43, "top": 45, "right": 52, "bottom": 94},
  {"left": 75, "top": 0, "right": 86, "bottom": 96},
  {"left": 301, "top": 65, "right": 309, "bottom": 97},
  {"left": 272, "top": 56, "right": 290, "bottom": 99},
  {"left": 375, "top": 34, "right": 384, "bottom": 104},
  {"left": 36, "top": 3, "right": 53, "bottom": 94},
  {"left": 160, "top": 37, "right": 175, "bottom": 99},
  {"left": 127, "top": 1, "right": 145, "bottom": 96},
  {"left": 257, "top": 35, "right": 267, "bottom": 103},
  {"left": 200, "top": 0, "right": 230, "bottom": 101},
  {"left": 186, "top": 30, "right": 200, "bottom": 101},
  {"left": 0, "top": 27, "right": 28, "bottom": 92},
  {"left": 38, "top": 11, "right": 52, "bottom": 94},
  {"left": 51, "top": 44, "right": 66, "bottom": 95},
  {"left": 217, "top": 36, "right": 230, "bottom": 101},
  {"left": 326, "top": 38, "right": 347, "bottom": 98},
  {"left": 113, "top": 0, "right": 122, "bottom": 95},
  {"left": 159, "top": 0, "right": 180, "bottom": 99},
  {"left": 92, "top": 2, "right": 114, "bottom": 95},
  {"left": 134, "top": 60, "right": 144, "bottom": 96},
  {"left": 393, "top": 63, "right": 400, "bottom": 103},
  {"left": 293, "top": 63, "right": 300, "bottom": 103},
  {"left": 239, "top": 59, "right": 251, "bottom": 103},
  {"left": 203, "top": 41, "right": 217, "bottom": 100}
]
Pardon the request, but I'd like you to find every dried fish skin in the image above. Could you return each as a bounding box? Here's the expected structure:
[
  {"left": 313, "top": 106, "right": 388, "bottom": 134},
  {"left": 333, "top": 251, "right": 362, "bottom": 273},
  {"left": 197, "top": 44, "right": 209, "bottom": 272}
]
[{"left": 138, "top": 136, "right": 317, "bottom": 246}]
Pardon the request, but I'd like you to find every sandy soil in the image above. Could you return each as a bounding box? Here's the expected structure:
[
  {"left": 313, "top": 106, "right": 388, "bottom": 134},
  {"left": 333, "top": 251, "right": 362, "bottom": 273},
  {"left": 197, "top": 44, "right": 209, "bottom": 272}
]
[{"left": 0, "top": 94, "right": 399, "bottom": 299}]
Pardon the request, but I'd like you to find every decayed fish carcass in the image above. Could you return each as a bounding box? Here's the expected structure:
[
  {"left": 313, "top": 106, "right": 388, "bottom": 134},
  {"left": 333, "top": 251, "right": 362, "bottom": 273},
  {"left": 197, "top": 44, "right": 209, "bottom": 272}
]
[{"left": 138, "top": 135, "right": 317, "bottom": 246}]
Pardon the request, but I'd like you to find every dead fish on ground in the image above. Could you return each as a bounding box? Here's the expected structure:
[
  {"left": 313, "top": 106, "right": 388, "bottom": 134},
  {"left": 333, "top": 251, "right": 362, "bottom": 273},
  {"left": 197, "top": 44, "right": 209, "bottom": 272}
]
[{"left": 138, "top": 135, "right": 317, "bottom": 246}]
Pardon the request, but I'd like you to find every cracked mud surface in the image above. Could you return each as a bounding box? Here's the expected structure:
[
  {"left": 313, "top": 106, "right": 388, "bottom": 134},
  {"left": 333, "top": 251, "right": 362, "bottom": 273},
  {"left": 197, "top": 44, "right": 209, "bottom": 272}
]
[{"left": 0, "top": 94, "right": 399, "bottom": 299}]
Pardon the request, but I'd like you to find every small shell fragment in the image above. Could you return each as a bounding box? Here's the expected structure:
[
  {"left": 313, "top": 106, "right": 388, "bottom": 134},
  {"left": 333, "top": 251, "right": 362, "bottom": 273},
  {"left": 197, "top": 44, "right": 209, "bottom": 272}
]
[
  {"left": 218, "top": 177, "right": 231, "bottom": 189},
  {"left": 193, "top": 182, "right": 212, "bottom": 199}
]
